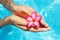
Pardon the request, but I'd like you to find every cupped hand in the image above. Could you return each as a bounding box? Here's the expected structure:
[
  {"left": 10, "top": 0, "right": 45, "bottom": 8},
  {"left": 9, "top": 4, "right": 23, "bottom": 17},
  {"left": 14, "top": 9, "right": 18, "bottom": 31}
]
[{"left": 11, "top": 5, "right": 51, "bottom": 32}]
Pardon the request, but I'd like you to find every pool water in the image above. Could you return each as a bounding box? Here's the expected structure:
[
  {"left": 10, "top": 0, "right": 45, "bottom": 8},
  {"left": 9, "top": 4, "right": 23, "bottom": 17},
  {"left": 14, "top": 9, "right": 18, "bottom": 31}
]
[{"left": 0, "top": 0, "right": 60, "bottom": 40}]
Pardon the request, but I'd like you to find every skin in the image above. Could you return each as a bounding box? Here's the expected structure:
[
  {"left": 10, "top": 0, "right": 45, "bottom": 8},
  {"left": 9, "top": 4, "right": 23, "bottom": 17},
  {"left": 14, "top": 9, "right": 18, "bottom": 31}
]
[{"left": 0, "top": 0, "right": 51, "bottom": 32}]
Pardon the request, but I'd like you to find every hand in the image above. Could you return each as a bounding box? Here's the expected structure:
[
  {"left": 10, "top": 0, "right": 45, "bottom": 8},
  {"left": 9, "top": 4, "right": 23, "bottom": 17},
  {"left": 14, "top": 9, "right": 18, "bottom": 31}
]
[{"left": 10, "top": 5, "right": 51, "bottom": 32}]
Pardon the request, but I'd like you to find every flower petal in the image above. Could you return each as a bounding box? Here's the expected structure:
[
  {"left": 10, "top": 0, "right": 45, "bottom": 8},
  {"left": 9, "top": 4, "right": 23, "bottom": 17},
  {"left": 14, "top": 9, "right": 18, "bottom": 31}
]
[
  {"left": 26, "top": 16, "right": 32, "bottom": 22},
  {"left": 34, "top": 21, "right": 40, "bottom": 27},
  {"left": 36, "top": 15, "right": 42, "bottom": 21},
  {"left": 27, "top": 22, "right": 33, "bottom": 28},
  {"left": 31, "top": 12, "right": 37, "bottom": 19}
]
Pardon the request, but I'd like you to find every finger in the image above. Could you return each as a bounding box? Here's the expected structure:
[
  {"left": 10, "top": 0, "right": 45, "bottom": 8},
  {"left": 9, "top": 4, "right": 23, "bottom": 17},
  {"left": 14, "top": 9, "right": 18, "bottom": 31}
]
[
  {"left": 29, "top": 28, "right": 40, "bottom": 32},
  {"left": 16, "top": 25, "right": 27, "bottom": 30},
  {"left": 29, "top": 27, "right": 50, "bottom": 32},
  {"left": 46, "top": 27, "right": 51, "bottom": 30},
  {"left": 40, "top": 18, "right": 49, "bottom": 28},
  {"left": 24, "top": 6, "right": 35, "bottom": 12},
  {"left": 10, "top": 15, "right": 28, "bottom": 26},
  {"left": 21, "top": 6, "right": 32, "bottom": 16},
  {"left": 24, "top": 6, "right": 41, "bottom": 15},
  {"left": 21, "top": 6, "right": 39, "bottom": 16},
  {"left": 39, "top": 28, "right": 51, "bottom": 32}
]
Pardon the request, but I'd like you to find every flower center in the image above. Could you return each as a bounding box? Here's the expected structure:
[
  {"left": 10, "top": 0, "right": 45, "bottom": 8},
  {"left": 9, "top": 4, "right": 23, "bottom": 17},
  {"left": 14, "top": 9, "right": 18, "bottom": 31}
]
[{"left": 32, "top": 18, "right": 35, "bottom": 22}]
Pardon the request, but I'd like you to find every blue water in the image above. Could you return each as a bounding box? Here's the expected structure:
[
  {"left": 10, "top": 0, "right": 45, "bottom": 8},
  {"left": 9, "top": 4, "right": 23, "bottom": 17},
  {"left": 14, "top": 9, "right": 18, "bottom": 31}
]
[{"left": 0, "top": 0, "right": 60, "bottom": 40}]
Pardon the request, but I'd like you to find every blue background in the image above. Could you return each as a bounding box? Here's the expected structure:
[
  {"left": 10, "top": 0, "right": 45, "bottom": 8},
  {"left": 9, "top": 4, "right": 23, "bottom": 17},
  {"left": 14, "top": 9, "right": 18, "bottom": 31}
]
[{"left": 0, "top": 0, "right": 60, "bottom": 40}]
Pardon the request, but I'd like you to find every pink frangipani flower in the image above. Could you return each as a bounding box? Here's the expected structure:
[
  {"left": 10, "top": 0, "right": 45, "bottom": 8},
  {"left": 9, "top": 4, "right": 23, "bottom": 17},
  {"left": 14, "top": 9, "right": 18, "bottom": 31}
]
[{"left": 26, "top": 11, "right": 42, "bottom": 29}]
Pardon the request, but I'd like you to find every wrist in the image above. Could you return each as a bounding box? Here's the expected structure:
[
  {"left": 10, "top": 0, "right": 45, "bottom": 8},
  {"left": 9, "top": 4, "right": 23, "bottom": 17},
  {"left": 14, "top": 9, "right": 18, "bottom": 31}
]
[
  {"left": 0, "top": 0, "right": 1, "bottom": 3},
  {"left": 10, "top": 2, "right": 16, "bottom": 11},
  {"left": 0, "top": 0, "right": 15, "bottom": 11},
  {"left": 0, "top": 20, "right": 4, "bottom": 27}
]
